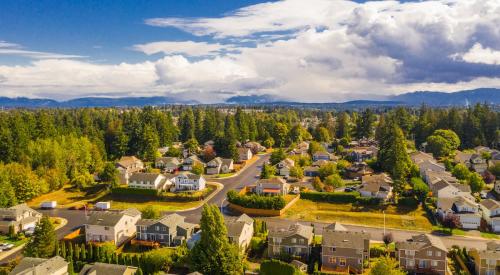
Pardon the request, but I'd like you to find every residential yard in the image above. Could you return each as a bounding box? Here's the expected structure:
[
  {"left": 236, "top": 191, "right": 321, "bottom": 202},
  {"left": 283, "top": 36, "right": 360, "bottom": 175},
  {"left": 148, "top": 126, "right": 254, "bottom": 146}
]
[
  {"left": 27, "top": 185, "right": 108, "bottom": 209},
  {"left": 97, "top": 196, "right": 202, "bottom": 212},
  {"left": 0, "top": 235, "right": 28, "bottom": 246},
  {"left": 283, "top": 199, "right": 433, "bottom": 231}
]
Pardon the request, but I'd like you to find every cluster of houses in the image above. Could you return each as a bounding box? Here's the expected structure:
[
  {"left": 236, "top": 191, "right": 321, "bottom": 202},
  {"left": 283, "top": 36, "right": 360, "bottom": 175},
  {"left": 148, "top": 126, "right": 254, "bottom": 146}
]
[
  {"left": 411, "top": 149, "right": 500, "bottom": 232},
  {"left": 0, "top": 203, "right": 42, "bottom": 235}
]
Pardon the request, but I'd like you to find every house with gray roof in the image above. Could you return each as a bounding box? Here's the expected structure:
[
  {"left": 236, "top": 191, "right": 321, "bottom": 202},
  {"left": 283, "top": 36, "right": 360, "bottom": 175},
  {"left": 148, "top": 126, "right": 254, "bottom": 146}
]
[
  {"left": 10, "top": 256, "right": 68, "bottom": 275},
  {"left": 182, "top": 155, "right": 205, "bottom": 171},
  {"left": 154, "top": 157, "right": 181, "bottom": 173},
  {"left": 115, "top": 156, "right": 144, "bottom": 185},
  {"left": 321, "top": 222, "right": 370, "bottom": 274},
  {"left": 359, "top": 173, "right": 393, "bottom": 201},
  {"left": 268, "top": 223, "right": 313, "bottom": 259},
  {"left": 469, "top": 241, "right": 500, "bottom": 275},
  {"left": 276, "top": 158, "right": 295, "bottom": 177},
  {"left": 79, "top": 263, "right": 137, "bottom": 275},
  {"left": 254, "top": 177, "right": 290, "bottom": 196},
  {"left": 437, "top": 196, "right": 481, "bottom": 229},
  {"left": 206, "top": 157, "right": 234, "bottom": 175},
  {"left": 480, "top": 199, "right": 500, "bottom": 233},
  {"left": 135, "top": 213, "right": 197, "bottom": 246},
  {"left": 395, "top": 234, "right": 447, "bottom": 275},
  {"left": 0, "top": 204, "right": 42, "bottom": 235},
  {"left": 84, "top": 209, "right": 141, "bottom": 246},
  {"left": 224, "top": 214, "right": 254, "bottom": 250},
  {"left": 172, "top": 172, "right": 206, "bottom": 191},
  {"left": 128, "top": 173, "right": 172, "bottom": 191}
]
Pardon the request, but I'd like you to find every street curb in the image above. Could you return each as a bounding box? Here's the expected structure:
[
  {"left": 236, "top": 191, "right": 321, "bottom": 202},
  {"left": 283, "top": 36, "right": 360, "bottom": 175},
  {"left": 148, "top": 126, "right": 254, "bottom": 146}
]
[
  {"left": 205, "top": 154, "right": 269, "bottom": 180},
  {"left": 173, "top": 181, "right": 224, "bottom": 212}
]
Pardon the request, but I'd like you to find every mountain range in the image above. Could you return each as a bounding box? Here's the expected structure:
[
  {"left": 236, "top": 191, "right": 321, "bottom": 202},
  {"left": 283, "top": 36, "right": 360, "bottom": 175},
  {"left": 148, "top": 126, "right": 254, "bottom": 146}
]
[{"left": 0, "top": 88, "right": 498, "bottom": 108}]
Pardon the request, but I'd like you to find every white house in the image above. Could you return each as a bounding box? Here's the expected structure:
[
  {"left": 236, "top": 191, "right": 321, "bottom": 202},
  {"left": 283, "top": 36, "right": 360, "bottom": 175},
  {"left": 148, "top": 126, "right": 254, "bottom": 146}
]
[
  {"left": 225, "top": 214, "right": 254, "bottom": 250},
  {"left": 85, "top": 208, "right": 141, "bottom": 246},
  {"left": 182, "top": 156, "right": 205, "bottom": 171},
  {"left": 172, "top": 172, "right": 206, "bottom": 191},
  {"left": 155, "top": 157, "right": 181, "bottom": 173},
  {"left": 277, "top": 158, "right": 295, "bottom": 177},
  {"left": 254, "top": 177, "right": 290, "bottom": 196},
  {"left": 359, "top": 173, "right": 394, "bottom": 200},
  {"left": 206, "top": 157, "right": 234, "bottom": 175},
  {"left": 237, "top": 148, "right": 253, "bottom": 163},
  {"left": 128, "top": 173, "right": 171, "bottom": 190},
  {"left": 480, "top": 199, "right": 500, "bottom": 232},
  {"left": 436, "top": 196, "right": 481, "bottom": 229},
  {"left": 432, "top": 181, "right": 473, "bottom": 201},
  {"left": 115, "top": 156, "right": 144, "bottom": 184}
]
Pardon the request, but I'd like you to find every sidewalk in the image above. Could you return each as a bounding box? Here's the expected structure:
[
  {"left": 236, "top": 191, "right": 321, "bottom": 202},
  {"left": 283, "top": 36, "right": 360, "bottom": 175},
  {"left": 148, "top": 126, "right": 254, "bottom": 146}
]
[{"left": 175, "top": 181, "right": 224, "bottom": 212}]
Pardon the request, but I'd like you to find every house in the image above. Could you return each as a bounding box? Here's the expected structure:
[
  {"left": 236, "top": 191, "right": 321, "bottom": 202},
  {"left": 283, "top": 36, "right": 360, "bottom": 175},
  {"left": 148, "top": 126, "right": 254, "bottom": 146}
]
[
  {"left": 79, "top": 263, "right": 137, "bottom": 275},
  {"left": 154, "top": 157, "right": 181, "bottom": 173},
  {"left": 395, "top": 234, "right": 447, "bottom": 275},
  {"left": 238, "top": 147, "right": 253, "bottom": 163},
  {"left": 304, "top": 166, "right": 320, "bottom": 177},
  {"left": 480, "top": 199, "right": 500, "bottom": 232},
  {"left": 85, "top": 208, "right": 141, "bottom": 246},
  {"left": 321, "top": 223, "right": 370, "bottom": 274},
  {"left": 454, "top": 151, "right": 473, "bottom": 167},
  {"left": 469, "top": 241, "right": 500, "bottom": 275},
  {"left": 418, "top": 160, "right": 446, "bottom": 179},
  {"left": 410, "top": 151, "right": 435, "bottom": 164},
  {"left": 182, "top": 155, "right": 205, "bottom": 171},
  {"left": 345, "top": 162, "right": 373, "bottom": 179},
  {"left": 116, "top": 156, "right": 144, "bottom": 184},
  {"left": 424, "top": 170, "right": 459, "bottom": 187},
  {"left": 128, "top": 173, "right": 172, "bottom": 190},
  {"left": 432, "top": 180, "right": 473, "bottom": 200},
  {"left": 267, "top": 223, "right": 314, "bottom": 259},
  {"left": 244, "top": 141, "right": 266, "bottom": 154},
  {"left": 135, "top": 214, "right": 197, "bottom": 246},
  {"left": 206, "top": 157, "right": 234, "bottom": 175},
  {"left": 225, "top": 214, "right": 254, "bottom": 250},
  {"left": 0, "top": 204, "right": 42, "bottom": 234},
  {"left": 495, "top": 181, "right": 500, "bottom": 195},
  {"left": 359, "top": 173, "right": 393, "bottom": 200},
  {"left": 436, "top": 196, "right": 481, "bottom": 229},
  {"left": 312, "top": 152, "right": 331, "bottom": 161},
  {"left": 348, "top": 146, "right": 378, "bottom": 162},
  {"left": 276, "top": 158, "right": 295, "bottom": 177},
  {"left": 470, "top": 153, "right": 488, "bottom": 173},
  {"left": 10, "top": 256, "right": 68, "bottom": 275},
  {"left": 254, "top": 177, "right": 290, "bottom": 196},
  {"left": 172, "top": 172, "right": 206, "bottom": 191}
]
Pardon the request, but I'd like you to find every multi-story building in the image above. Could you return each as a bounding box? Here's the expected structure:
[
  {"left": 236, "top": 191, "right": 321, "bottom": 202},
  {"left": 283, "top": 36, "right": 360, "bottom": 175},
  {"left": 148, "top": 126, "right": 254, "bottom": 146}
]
[
  {"left": 135, "top": 214, "right": 197, "bottom": 246},
  {"left": 172, "top": 172, "right": 206, "bottom": 191},
  {"left": 206, "top": 157, "right": 234, "bottom": 175},
  {"left": 10, "top": 256, "right": 68, "bottom": 275},
  {"left": 85, "top": 208, "right": 141, "bottom": 246},
  {"left": 395, "top": 234, "right": 448, "bottom": 275},
  {"left": 469, "top": 241, "right": 500, "bottom": 275},
  {"left": 359, "top": 173, "right": 393, "bottom": 201},
  {"left": 321, "top": 223, "right": 370, "bottom": 274},
  {"left": 128, "top": 173, "right": 171, "bottom": 190},
  {"left": 268, "top": 224, "right": 313, "bottom": 259},
  {"left": 254, "top": 177, "right": 290, "bottom": 196},
  {"left": 154, "top": 157, "right": 181, "bottom": 173},
  {"left": 480, "top": 199, "right": 500, "bottom": 233},
  {"left": 0, "top": 204, "right": 42, "bottom": 234},
  {"left": 79, "top": 263, "right": 138, "bottom": 275},
  {"left": 115, "top": 156, "right": 144, "bottom": 184},
  {"left": 225, "top": 214, "right": 254, "bottom": 250}
]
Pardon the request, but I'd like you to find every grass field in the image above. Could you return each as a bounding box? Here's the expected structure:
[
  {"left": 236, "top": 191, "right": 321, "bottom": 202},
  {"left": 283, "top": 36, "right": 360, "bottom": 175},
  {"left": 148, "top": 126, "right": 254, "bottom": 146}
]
[
  {"left": 284, "top": 199, "right": 433, "bottom": 231},
  {"left": 27, "top": 185, "right": 108, "bottom": 208},
  {"left": 97, "top": 196, "right": 202, "bottom": 212}
]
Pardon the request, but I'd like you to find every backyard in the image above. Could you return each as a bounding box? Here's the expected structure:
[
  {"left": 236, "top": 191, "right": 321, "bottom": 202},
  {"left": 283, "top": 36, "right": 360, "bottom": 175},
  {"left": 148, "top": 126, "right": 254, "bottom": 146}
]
[
  {"left": 283, "top": 199, "right": 433, "bottom": 231},
  {"left": 27, "top": 184, "right": 108, "bottom": 209}
]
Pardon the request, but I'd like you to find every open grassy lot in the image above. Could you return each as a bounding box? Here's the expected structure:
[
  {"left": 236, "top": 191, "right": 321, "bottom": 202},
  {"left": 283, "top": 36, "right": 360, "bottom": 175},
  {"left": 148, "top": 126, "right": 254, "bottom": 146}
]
[
  {"left": 27, "top": 185, "right": 108, "bottom": 208},
  {"left": 96, "top": 195, "right": 201, "bottom": 212},
  {"left": 283, "top": 199, "right": 433, "bottom": 231}
]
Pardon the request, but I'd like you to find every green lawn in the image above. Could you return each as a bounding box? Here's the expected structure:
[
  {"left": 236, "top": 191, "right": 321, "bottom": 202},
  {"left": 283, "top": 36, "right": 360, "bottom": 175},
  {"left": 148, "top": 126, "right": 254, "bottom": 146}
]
[
  {"left": 0, "top": 235, "right": 28, "bottom": 246},
  {"left": 284, "top": 199, "right": 433, "bottom": 231},
  {"left": 215, "top": 173, "right": 236, "bottom": 178},
  {"left": 431, "top": 225, "right": 466, "bottom": 236},
  {"left": 27, "top": 185, "right": 108, "bottom": 208},
  {"left": 480, "top": 232, "right": 499, "bottom": 239}
]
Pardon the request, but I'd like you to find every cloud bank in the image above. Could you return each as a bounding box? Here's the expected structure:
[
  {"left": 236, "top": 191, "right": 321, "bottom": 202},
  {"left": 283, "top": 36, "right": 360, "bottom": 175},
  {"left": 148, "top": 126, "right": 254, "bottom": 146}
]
[{"left": 1, "top": 0, "right": 500, "bottom": 102}]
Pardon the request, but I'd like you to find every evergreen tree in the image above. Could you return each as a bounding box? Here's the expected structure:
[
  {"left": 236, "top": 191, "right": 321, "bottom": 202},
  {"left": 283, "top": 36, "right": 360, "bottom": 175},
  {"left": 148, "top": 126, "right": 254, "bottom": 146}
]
[
  {"left": 190, "top": 204, "right": 242, "bottom": 275},
  {"left": 378, "top": 123, "right": 411, "bottom": 192},
  {"left": 24, "top": 216, "right": 56, "bottom": 258},
  {"left": 179, "top": 108, "right": 196, "bottom": 142},
  {"left": 370, "top": 256, "right": 405, "bottom": 275},
  {"left": 140, "top": 124, "right": 160, "bottom": 161},
  {"left": 336, "top": 112, "right": 351, "bottom": 139}
]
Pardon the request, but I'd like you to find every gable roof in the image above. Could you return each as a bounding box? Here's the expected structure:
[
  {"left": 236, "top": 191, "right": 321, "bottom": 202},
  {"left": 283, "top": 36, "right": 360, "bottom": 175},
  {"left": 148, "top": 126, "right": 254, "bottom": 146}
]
[
  {"left": 155, "top": 157, "right": 180, "bottom": 165},
  {"left": 257, "top": 177, "right": 287, "bottom": 186},
  {"left": 324, "top": 222, "right": 347, "bottom": 232},
  {"left": 79, "top": 263, "right": 137, "bottom": 275},
  {"left": 396, "top": 234, "right": 446, "bottom": 252},
  {"left": 480, "top": 199, "right": 500, "bottom": 210},
  {"left": 455, "top": 151, "right": 472, "bottom": 163},
  {"left": 268, "top": 223, "right": 313, "bottom": 239},
  {"left": 86, "top": 209, "right": 140, "bottom": 227},
  {"left": 322, "top": 230, "right": 370, "bottom": 249},
  {"left": 410, "top": 151, "right": 435, "bottom": 164},
  {"left": 0, "top": 203, "right": 40, "bottom": 217},
  {"left": 225, "top": 214, "right": 253, "bottom": 238},
  {"left": 175, "top": 171, "right": 203, "bottom": 180},
  {"left": 360, "top": 173, "right": 393, "bottom": 192},
  {"left": 10, "top": 256, "right": 67, "bottom": 275},
  {"left": 116, "top": 156, "right": 142, "bottom": 168},
  {"left": 129, "top": 173, "right": 165, "bottom": 183}
]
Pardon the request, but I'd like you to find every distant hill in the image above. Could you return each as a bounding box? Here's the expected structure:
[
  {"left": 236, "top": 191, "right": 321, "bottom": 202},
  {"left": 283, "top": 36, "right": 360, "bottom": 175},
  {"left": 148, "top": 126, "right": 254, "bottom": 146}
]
[
  {"left": 389, "top": 88, "right": 500, "bottom": 106},
  {"left": 0, "top": 96, "right": 198, "bottom": 108},
  {"left": 225, "top": 94, "right": 284, "bottom": 104}
]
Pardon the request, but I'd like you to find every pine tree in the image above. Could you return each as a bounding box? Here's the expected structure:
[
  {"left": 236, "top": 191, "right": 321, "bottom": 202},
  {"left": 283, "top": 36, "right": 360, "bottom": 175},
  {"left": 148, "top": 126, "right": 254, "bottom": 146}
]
[
  {"left": 179, "top": 108, "right": 195, "bottom": 142},
  {"left": 60, "top": 241, "right": 67, "bottom": 259},
  {"left": 190, "top": 204, "right": 243, "bottom": 275},
  {"left": 24, "top": 216, "right": 56, "bottom": 258},
  {"left": 140, "top": 124, "right": 160, "bottom": 161}
]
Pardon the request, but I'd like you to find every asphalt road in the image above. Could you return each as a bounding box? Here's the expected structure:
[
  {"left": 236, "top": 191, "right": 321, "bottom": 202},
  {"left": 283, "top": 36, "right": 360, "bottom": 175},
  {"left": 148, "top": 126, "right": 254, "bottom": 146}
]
[{"left": 2, "top": 154, "right": 494, "bottom": 263}]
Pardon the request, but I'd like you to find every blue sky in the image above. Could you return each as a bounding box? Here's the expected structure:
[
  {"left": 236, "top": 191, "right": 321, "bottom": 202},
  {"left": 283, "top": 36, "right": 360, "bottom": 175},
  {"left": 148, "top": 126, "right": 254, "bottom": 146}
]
[{"left": 0, "top": 0, "right": 499, "bottom": 102}]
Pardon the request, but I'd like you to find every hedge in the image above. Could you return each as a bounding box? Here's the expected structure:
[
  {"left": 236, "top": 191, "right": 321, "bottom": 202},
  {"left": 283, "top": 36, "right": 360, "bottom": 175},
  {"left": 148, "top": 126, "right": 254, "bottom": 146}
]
[
  {"left": 300, "top": 191, "right": 382, "bottom": 205},
  {"left": 227, "top": 190, "right": 286, "bottom": 210},
  {"left": 260, "top": 259, "right": 302, "bottom": 275},
  {"left": 112, "top": 187, "right": 159, "bottom": 196}
]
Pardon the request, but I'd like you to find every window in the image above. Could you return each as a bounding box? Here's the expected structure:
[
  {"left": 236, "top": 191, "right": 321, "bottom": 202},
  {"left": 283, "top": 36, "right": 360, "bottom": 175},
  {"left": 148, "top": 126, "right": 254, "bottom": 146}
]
[
  {"left": 291, "top": 238, "right": 296, "bottom": 243},
  {"left": 407, "top": 260, "right": 414, "bottom": 267},
  {"left": 339, "top": 258, "right": 346, "bottom": 266},
  {"left": 427, "top": 250, "right": 433, "bottom": 256},
  {"left": 330, "top": 247, "right": 336, "bottom": 252},
  {"left": 104, "top": 226, "right": 109, "bottom": 231},
  {"left": 329, "top": 257, "right": 336, "bottom": 264},
  {"left": 156, "top": 226, "right": 160, "bottom": 231},
  {"left": 407, "top": 250, "right": 415, "bottom": 256},
  {"left": 358, "top": 259, "right": 362, "bottom": 264},
  {"left": 436, "top": 251, "right": 441, "bottom": 257},
  {"left": 431, "top": 260, "right": 438, "bottom": 267}
]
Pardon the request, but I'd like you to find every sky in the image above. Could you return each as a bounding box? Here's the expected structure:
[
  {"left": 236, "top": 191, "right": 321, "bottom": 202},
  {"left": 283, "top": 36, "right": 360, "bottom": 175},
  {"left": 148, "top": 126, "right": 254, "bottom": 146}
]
[{"left": 0, "top": 0, "right": 500, "bottom": 103}]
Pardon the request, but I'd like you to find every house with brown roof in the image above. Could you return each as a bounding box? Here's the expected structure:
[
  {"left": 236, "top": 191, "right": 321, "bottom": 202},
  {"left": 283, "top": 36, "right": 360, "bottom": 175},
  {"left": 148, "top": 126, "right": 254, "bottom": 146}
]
[
  {"left": 480, "top": 199, "right": 500, "bottom": 233},
  {"left": 348, "top": 146, "right": 378, "bottom": 162},
  {"left": 359, "top": 173, "right": 393, "bottom": 201},
  {"left": 345, "top": 162, "right": 373, "bottom": 179},
  {"left": 312, "top": 152, "right": 331, "bottom": 161},
  {"left": 470, "top": 153, "right": 488, "bottom": 173},
  {"left": 0, "top": 204, "right": 42, "bottom": 234},
  {"left": 135, "top": 213, "right": 197, "bottom": 246},
  {"left": 276, "top": 158, "right": 295, "bottom": 177},
  {"left": 395, "top": 234, "right": 447, "bottom": 275},
  {"left": 432, "top": 180, "right": 473, "bottom": 200},
  {"left": 115, "top": 156, "right": 144, "bottom": 184},
  {"left": 454, "top": 151, "right": 473, "bottom": 167},
  {"left": 424, "top": 170, "right": 459, "bottom": 189},
  {"left": 84, "top": 208, "right": 141, "bottom": 246},
  {"left": 10, "top": 256, "right": 68, "bottom": 275},
  {"left": 321, "top": 223, "right": 370, "bottom": 274},
  {"left": 225, "top": 214, "right": 254, "bottom": 250},
  {"left": 268, "top": 223, "right": 314, "bottom": 259},
  {"left": 469, "top": 241, "right": 500, "bottom": 275},
  {"left": 128, "top": 173, "right": 172, "bottom": 191},
  {"left": 79, "top": 263, "right": 137, "bottom": 275},
  {"left": 182, "top": 155, "right": 205, "bottom": 171},
  {"left": 254, "top": 177, "right": 290, "bottom": 196},
  {"left": 437, "top": 196, "right": 481, "bottom": 229},
  {"left": 206, "top": 157, "right": 234, "bottom": 175},
  {"left": 154, "top": 157, "right": 181, "bottom": 173},
  {"left": 237, "top": 147, "right": 253, "bottom": 163}
]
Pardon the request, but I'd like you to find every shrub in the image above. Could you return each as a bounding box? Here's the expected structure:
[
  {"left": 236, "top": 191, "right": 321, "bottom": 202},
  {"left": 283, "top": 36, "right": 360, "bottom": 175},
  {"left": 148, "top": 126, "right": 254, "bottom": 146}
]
[
  {"left": 370, "top": 246, "right": 386, "bottom": 258},
  {"left": 397, "top": 196, "right": 419, "bottom": 207},
  {"left": 300, "top": 191, "right": 360, "bottom": 203},
  {"left": 260, "top": 259, "right": 301, "bottom": 275},
  {"left": 112, "top": 187, "right": 159, "bottom": 196},
  {"left": 227, "top": 190, "right": 286, "bottom": 210}
]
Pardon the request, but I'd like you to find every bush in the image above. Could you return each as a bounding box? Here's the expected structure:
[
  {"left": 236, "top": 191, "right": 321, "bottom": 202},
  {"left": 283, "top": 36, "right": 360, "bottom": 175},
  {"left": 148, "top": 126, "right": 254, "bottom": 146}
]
[
  {"left": 250, "top": 237, "right": 266, "bottom": 254},
  {"left": 227, "top": 190, "right": 287, "bottom": 210},
  {"left": 398, "top": 196, "right": 419, "bottom": 207},
  {"left": 300, "top": 191, "right": 360, "bottom": 203},
  {"left": 260, "top": 259, "right": 301, "bottom": 275},
  {"left": 370, "top": 246, "right": 386, "bottom": 258}
]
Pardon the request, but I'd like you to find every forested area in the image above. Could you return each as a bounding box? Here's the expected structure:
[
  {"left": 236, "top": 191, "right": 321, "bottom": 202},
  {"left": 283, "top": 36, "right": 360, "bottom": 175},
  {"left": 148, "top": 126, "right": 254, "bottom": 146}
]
[{"left": 0, "top": 104, "right": 498, "bottom": 206}]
